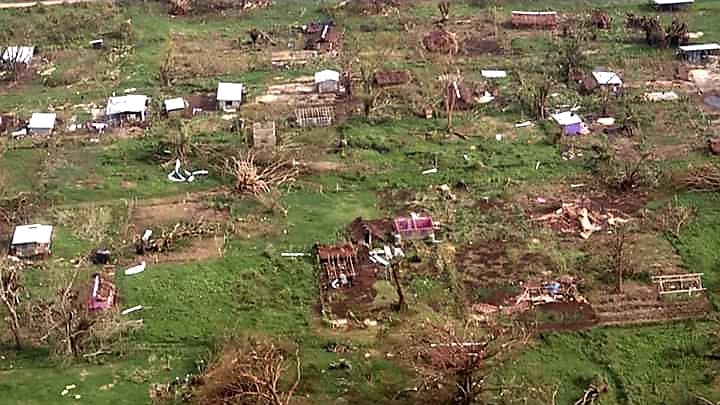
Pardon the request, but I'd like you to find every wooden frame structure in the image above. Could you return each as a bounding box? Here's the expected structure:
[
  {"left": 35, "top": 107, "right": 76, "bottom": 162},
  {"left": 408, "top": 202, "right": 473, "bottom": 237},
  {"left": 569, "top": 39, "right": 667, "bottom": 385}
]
[
  {"left": 295, "top": 105, "right": 335, "bottom": 128},
  {"left": 651, "top": 273, "right": 705, "bottom": 296},
  {"left": 316, "top": 243, "right": 358, "bottom": 288}
]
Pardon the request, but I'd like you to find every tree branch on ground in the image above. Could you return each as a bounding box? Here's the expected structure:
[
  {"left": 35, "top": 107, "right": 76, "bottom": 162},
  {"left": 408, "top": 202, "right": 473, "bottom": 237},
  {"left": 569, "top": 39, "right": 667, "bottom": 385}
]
[{"left": 194, "top": 337, "right": 301, "bottom": 405}]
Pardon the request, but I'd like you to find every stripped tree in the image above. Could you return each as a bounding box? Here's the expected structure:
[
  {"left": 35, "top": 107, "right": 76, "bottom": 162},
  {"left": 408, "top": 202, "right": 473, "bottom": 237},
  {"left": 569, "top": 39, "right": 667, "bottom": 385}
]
[
  {"left": 223, "top": 152, "right": 298, "bottom": 195},
  {"left": 0, "top": 260, "right": 24, "bottom": 348},
  {"left": 195, "top": 337, "right": 301, "bottom": 405}
]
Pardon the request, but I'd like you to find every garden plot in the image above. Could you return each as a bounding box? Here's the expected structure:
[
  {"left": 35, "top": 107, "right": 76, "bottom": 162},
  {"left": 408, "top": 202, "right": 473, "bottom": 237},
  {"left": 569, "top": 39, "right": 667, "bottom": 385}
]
[{"left": 125, "top": 194, "right": 230, "bottom": 263}]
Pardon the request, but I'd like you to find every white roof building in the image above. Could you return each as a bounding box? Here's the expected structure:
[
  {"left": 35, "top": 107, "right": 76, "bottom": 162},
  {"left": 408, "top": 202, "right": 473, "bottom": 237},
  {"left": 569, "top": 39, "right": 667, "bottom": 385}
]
[
  {"left": 217, "top": 82, "right": 244, "bottom": 102},
  {"left": 2, "top": 46, "right": 35, "bottom": 64},
  {"left": 164, "top": 97, "right": 186, "bottom": 112},
  {"left": 28, "top": 113, "right": 57, "bottom": 130},
  {"left": 551, "top": 111, "right": 583, "bottom": 126},
  {"left": 314, "top": 69, "right": 340, "bottom": 84},
  {"left": 592, "top": 71, "right": 623, "bottom": 86},
  {"left": 11, "top": 224, "right": 53, "bottom": 245},
  {"left": 679, "top": 43, "right": 720, "bottom": 52},
  {"left": 106, "top": 95, "right": 149, "bottom": 116}
]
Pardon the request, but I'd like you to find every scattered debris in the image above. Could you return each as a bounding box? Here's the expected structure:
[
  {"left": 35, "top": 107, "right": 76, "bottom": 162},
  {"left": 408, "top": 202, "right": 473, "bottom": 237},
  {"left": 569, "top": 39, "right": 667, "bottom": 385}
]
[
  {"left": 121, "top": 305, "right": 143, "bottom": 315},
  {"left": 511, "top": 11, "right": 558, "bottom": 29},
  {"left": 533, "top": 202, "right": 630, "bottom": 239},
  {"left": 167, "top": 159, "right": 209, "bottom": 183},
  {"left": 644, "top": 91, "right": 679, "bottom": 102},
  {"left": 652, "top": 273, "right": 705, "bottom": 296},
  {"left": 124, "top": 261, "right": 147, "bottom": 276},
  {"left": 423, "top": 30, "right": 458, "bottom": 54},
  {"left": 373, "top": 70, "right": 411, "bottom": 87}
]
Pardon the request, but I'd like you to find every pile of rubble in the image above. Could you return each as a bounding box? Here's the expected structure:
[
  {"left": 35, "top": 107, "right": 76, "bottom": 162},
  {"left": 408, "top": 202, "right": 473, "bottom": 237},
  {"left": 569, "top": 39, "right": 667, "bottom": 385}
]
[
  {"left": 532, "top": 201, "right": 630, "bottom": 239},
  {"left": 472, "top": 276, "right": 588, "bottom": 319}
]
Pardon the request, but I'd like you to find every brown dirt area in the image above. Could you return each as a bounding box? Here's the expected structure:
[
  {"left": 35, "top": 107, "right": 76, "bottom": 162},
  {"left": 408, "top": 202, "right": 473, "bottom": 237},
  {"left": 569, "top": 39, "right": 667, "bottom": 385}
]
[
  {"left": 137, "top": 236, "right": 225, "bottom": 264},
  {"left": 456, "top": 241, "right": 557, "bottom": 303},
  {"left": 322, "top": 262, "right": 383, "bottom": 319},
  {"left": 128, "top": 194, "right": 229, "bottom": 233}
]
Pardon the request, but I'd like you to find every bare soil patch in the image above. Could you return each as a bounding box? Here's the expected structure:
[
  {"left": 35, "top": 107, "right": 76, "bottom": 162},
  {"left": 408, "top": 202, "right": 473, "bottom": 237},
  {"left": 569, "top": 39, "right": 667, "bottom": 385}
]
[
  {"left": 137, "top": 236, "right": 225, "bottom": 264},
  {"left": 129, "top": 195, "right": 228, "bottom": 233}
]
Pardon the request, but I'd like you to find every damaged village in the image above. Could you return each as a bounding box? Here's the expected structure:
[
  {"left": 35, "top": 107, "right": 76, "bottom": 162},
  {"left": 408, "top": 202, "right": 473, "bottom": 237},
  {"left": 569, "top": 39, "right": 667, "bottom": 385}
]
[{"left": 4, "top": 0, "right": 720, "bottom": 404}]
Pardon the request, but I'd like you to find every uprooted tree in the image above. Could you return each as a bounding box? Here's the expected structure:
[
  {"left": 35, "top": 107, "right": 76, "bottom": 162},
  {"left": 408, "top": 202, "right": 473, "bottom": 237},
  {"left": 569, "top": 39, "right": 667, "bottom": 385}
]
[
  {"left": 405, "top": 324, "right": 526, "bottom": 405},
  {"left": 31, "top": 270, "right": 139, "bottom": 358},
  {"left": 223, "top": 152, "right": 298, "bottom": 195},
  {"left": 194, "top": 337, "right": 301, "bottom": 405},
  {"left": 625, "top": 14, "right": 689, "bottom": 48},
  {"left": 516, "top": 73, "right": 553, "bottom": 120}
]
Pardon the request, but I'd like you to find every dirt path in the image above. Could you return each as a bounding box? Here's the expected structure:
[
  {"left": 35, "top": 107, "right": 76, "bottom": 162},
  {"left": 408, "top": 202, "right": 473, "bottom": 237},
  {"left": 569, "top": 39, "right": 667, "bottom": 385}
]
[{"left": 0, "top": 0, "right": 104, "bottom": 9}]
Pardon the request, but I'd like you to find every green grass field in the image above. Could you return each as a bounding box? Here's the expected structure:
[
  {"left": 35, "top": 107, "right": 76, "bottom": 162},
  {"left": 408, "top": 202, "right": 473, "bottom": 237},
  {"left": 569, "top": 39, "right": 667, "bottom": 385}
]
[{"left": 1, "top": 1, "right": 720, "bottom": 404}]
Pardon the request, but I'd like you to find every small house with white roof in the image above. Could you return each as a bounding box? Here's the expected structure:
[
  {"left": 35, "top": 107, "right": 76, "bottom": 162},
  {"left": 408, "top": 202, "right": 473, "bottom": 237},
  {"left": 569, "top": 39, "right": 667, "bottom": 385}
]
[
  {"left": 551, "top": 111, "right": 586, "bottom": 136},
  {"left": 106, "top": 94, "right": 150, "bottom": 125},
  {"left": 163, "top": 97, "right": 187, "bottom": 117},
  {"left": 9, "top": 224, "right": 54, "bottom": 258},
  {"left": 216, "top": 82, "right": 244, "bottom": 112},
  {"left": 314, "top": 69, "right": 340, "bottom": 94},
  {"left": 679, "top": 43, "right": 720, "bottom": 64},
  {"left": 591, "top": 71, "right": 623, "bottom": 93},
  {"left": 27, "top": 113, "right": 56, "bottom": 135}
]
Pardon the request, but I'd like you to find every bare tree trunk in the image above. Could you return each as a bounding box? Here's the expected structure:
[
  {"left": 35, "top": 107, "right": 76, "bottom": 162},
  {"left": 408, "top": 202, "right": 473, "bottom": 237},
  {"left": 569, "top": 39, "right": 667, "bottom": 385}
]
[{"left": 391, "top": 264, "right": 406, "bottom": 311}]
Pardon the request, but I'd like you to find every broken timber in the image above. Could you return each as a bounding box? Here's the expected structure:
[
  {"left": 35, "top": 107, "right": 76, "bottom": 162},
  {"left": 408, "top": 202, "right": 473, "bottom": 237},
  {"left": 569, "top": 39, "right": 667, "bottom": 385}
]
[{"left": 651, "top": 273, "right": 705, "bottom": 296}]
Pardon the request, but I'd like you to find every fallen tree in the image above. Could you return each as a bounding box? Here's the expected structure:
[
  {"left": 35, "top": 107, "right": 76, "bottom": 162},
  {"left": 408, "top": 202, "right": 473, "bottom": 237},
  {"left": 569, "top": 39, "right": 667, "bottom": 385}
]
[
  {"left": 194, "top": 338, "right": 301, "bottom": 405},
  {"left": 223, "top": 152, "right": 298, "bottom": 195}
]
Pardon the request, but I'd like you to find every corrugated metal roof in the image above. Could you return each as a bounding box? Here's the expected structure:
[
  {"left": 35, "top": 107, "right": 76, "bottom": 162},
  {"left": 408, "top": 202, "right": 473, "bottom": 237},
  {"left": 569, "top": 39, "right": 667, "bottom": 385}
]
[
  {"left": 653, "top": 0, "right": 693, "bottom": 4},
  {"left": 314, "top": 69, "right": 340, "bottom": 83},
  {"left": 28, "top": 113, "right": 56, "bottom": 130},
  {"left": 106, "top": 95, "right": 149, "bottom": 115},
  {"left": 12, "top": 224, "right": 53, "bottom": 245},
  {"left": 164, "top": 97, "right": 186, "bottom": 111},
  {"left": 2, "top": 46, "right": 34, "bottom": 64},
  {"left": 552, "top": 111, "right": 583, "bottom": 126},
  {"left": 592, "top": 71, "right": 623, "bottom": 85},
  {"left": 217, "top": 82, "right": 244, "bottom": 101},
  {"left": 679, "top": 43, "right": 720, "bottom": 52}
]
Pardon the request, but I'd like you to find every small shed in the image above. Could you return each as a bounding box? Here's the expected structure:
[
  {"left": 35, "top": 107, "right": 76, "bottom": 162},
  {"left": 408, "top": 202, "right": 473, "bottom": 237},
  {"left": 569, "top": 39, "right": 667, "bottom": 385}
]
[
  {"left": 314, "top": 69, "right": 340, "bottom": 94},
  {"left": 1, "top": 46, "right": 35, "bottom": 66},
  {"left": 217, "top": 82, "right": 244, "bottom": 112},
  {"left": 163, "top": 97, "right": 186, "bottom": 116},
  {"left": 393, "top": 214, "right": 435, "bottom": 242},
  {"left": 552, "top": 111, "right": 586, "bottom": 136},
  {"left": 652, "top": 0, "right": 693, "bottom": 11},
  {"left": 252, "top": 121, "right": 277, "bottom": 148},
  {"left": 88, "top": 274, "right": 117, "bottom": 312},
  {"left": 679, "top": 43, "right": 720, "bottom": 64},
  {"left": 9, "top": 224, "right": 53, "bottom": 259},
  {"left": 295, "top": 105, "right": 335, "bottom": 127},
  {"left": 511, "top": 11, "right": 558, "bottom": 29},
  {"left": 106, "top": 95, "right": 149, "bottom": 124},
  {"left": 28, "top": 112, "right": 56, "bottom": 135},
  {"left": 592, "top": 71, "right": 623, "bottom": 92}
]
